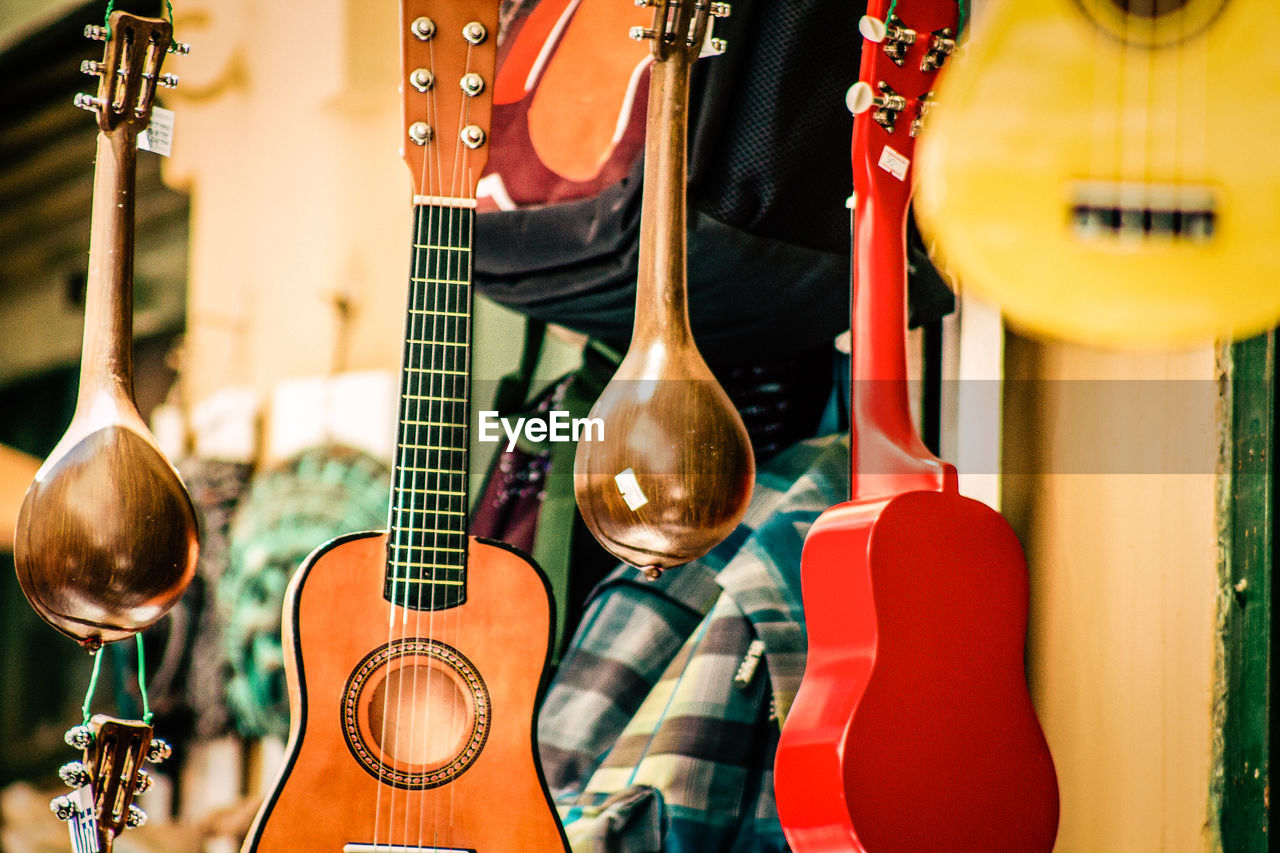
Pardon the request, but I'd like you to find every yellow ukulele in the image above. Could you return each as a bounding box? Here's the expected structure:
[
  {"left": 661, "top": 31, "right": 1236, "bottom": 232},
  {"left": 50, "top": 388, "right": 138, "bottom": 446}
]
[{"left": 915, "top": 0, "right": 1280, "bottom": 347}]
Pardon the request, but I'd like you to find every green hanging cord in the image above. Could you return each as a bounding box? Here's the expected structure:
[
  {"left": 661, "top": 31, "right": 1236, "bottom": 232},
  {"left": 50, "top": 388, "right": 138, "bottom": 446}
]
[
  {"left": 885, "top": 0, "right": 898, "bottom": 23},
  {"left": 81, "top": 648, "right": 104, "bottom": 726},
  {"left": 956, "top": 0, "right": 969, "bottom": 38},
  {"left": 136, "top": 634, "right": 154, "bottom": 725},
  {"left": 102, "top": 0, "right": 116, "bottom": 39}
]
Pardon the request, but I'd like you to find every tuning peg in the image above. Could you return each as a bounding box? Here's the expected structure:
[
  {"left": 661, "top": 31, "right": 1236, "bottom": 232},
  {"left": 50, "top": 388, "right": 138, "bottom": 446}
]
[
  {"left": 50, "top": 795, "right": 77, "bottom": 821},
  {"left": 460, "top": 73, "right": 485, "bottom": 97},
  {"left": 158, "top": 73, "right": 179, "bottom": 88},
  {"left": 83, "top": 24, "right": 108, "bottom": 41},
  {"left": 846, "top": 81, "right": 906, "bottom": 114},
  {"left": 126, "top": 804, "right": 148, "bottom": 828},
  {"left": 629, "top": 26, "right": 657, "bottom": 41},
  {"left": 710, "top": 2, "right": 732, "bottom": 17},
  {"left": 64, "top": 725, "right": 93, "bottom": 749},
  {"left": 460, "top": 125, "right": 487, "bottom": 150},
  {"left": 168, "top": 41, "right": 191, "bottom": 55},
  {"left": 59, "top": 761, "right": 92, "bottom": 788},
  {"left": 705, "top": 36, "right": 728, "bottom": 55},
  {"left": 134, "top": 769, "right": 154, "bottom": 795},
  {"left": 73, "top": 93, "right": 103, "bottom": 112},
  {"left": 859, "top": 15, "right": 888, "bottom": 42},
  {"left": 80, "top": 59, "right": 103, "bottom": 76},
  {"left": 921, "top": 31, "right": 956, "bottom": 72},
  {"left": 146, "top": 738, "right": 172, "bottom": 764}
]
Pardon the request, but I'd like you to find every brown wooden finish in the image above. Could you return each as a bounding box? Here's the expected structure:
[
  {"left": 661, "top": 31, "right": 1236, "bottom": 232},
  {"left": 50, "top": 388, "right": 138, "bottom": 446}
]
[
  {"left": 13, "top": 14, "right": 197, "bottom": 649},
  {"left": 84, "top": 715, "right": 154, "bottom": 851},
  {"left": 573, "top": 6, "right": 753, "bottom": 573},
  {"left": 400, "top": 0, "right": 500, "bottom": 198},
  {"left": 243, "top": 533, "right": 565, "bottom": 852}
]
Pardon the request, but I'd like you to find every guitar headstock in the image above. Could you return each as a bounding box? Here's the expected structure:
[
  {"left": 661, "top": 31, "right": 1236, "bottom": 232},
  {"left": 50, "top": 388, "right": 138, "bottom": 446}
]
[
  {"left": 400, "top": 0, "right": 502, "bottom": 200},
  {"left": 848, "top": 0, "right": 959, "bottom": 197},
  {"left": 50, "top": 716, "right": 172, "bottom": 849},
  {"left": 630, "top": 0, "right": 731, "bottom": 64},
  {"left": 75, "top": 11, "right": 187, "bottom": 137}
]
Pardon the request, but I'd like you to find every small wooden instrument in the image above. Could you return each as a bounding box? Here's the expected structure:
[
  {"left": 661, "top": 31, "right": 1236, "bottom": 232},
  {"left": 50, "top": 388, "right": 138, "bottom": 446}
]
[
  {"left": 915, "top": 0, "right": 1280, "bottom": 346},
  {"left": 573, "top": 0, "right": 754, "bottom": 575},
  {"left": 774, "top": 1, "right": 1060, "bottom": 849},
  {"left": 14, "top": 11, "right": 197, "bottom": 650},
  {"left": 50, "top": 715, "right": 172, "bottom": 853},
  {"left": 242, "top": 3, "right": 567, "bottom": 851}
]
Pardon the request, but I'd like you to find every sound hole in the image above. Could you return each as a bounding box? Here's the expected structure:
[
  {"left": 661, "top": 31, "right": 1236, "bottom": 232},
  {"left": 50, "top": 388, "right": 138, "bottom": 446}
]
[
  {"left": 367, "top": 665, "right": 469, "bottom": 767},
  {"left": 1106, "top": 0, "right": 1192, "bottom": 17}
]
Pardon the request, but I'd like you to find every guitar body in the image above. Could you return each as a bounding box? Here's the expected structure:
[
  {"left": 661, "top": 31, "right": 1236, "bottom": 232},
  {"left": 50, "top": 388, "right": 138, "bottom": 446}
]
[
  {"left": 916, "top": 0, "right": 1280, "bottom": 346},
  {"left": 777, "top": 490, "right": 1059, "bottom": 852},
  {"left": 245, "top": 532, "right": 565, "bottom": 852}
]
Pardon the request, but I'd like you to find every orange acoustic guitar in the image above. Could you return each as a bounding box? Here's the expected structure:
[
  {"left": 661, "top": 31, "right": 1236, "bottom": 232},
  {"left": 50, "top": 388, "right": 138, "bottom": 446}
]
[{"left": 241, "top": 3, "right": 567, "bottom": 851}]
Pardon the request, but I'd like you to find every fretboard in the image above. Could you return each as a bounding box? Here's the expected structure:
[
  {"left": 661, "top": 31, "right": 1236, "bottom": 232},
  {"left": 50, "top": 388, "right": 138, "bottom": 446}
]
[{"left": 385, "top": 203, "right": 474, "bottom": 610}]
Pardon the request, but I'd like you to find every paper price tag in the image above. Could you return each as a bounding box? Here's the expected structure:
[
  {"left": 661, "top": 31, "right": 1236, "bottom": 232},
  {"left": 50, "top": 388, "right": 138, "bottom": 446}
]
[
  {"left": 614, "top": 468, "right": 649, "bottom": 511},
  {"left": 138, "top": 106, "right": 175, "bottom": 157},
  {"left": 877, "top": 144, "right": 909, "bottom": 181}
]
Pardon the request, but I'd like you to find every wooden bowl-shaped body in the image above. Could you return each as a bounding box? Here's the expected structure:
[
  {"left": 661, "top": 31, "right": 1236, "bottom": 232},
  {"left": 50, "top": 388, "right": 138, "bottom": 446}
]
[
  {"left": 15, "top": 419, "right": 198, "bottom": 647},
  {"left": 574, "top": 339, "right": 754, "bottom": 569}
]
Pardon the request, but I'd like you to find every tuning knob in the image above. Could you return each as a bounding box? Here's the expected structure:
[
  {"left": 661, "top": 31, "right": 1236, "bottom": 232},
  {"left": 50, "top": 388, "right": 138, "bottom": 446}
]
[
  {"left": 134, "top": 769, "right": 154, "bottom": 795},
  {"left": 50, "top": 795, "right": 77, "bottom": 821},
  {"left": 80, "top": 60, "right": 103, "bottom": 76},
  {"left": 846, "top": 81, "right": 907, "bottom": 114},
  {"left": 158, "top": 73, "right": 180, "bottom": 88},
  {"left": 168, "top": 41, "right": 191, "bottom": 55},
  {"left": 126, "top": 804, "right": 148, "bottom": 828},
  {"left": 860, "top": 15, "right": 888, "bottom": 42},
  {"left": 146, "top": 738, "right": 172, "bottom": 764},
  {"left": 629, "top": 26, "right": 656, "bottom": 41},
  {"left": 710, "top": 2, "right": 732, "bottom": 16},
  {"left": 73, "top": 93, "right": 103, "bottom": 112},
  {"left": 64, "top": 725, "right": 93, "bottom": 750},
  {"left": 59, "top": 761, "right": 92, "bottom": 788},
  {"left": 83, "top": 24, "right": 108, "bottom": 41}
]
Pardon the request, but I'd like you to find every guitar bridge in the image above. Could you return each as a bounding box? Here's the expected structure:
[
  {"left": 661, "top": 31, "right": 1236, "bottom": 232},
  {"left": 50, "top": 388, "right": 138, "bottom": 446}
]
[{"left": 1070, "top": 182, "right": 1216, "bottom": 242}]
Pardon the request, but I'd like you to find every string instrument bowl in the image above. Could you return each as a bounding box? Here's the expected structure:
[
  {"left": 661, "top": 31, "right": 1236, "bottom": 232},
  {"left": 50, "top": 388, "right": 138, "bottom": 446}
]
[
  {"left": 574, "top": 337, "right": 754, "bottom": 570},
  {"left": 573, "top": 0, "right": 753, "bottom": 572},
  {"left": 16, "top": 414, "right": 198, "bottom": 648},
  {"left": 13, "top": 11, "right": 197, "bottom": 650}
]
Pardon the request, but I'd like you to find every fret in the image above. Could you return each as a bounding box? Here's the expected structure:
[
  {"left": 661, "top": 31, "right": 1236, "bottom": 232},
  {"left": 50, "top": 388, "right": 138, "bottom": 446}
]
[
  {"left": 410, "top": 278, "right": 472, "bottom": 287},
  {"left": 388, "top": 204, "right": 475, "bottom": 611},
  {"left": 394, "top": 470, "right": 466, "bottom": 479},
  {"left": 405, "top": 339, "right": 467, "bottom": 347},
  {"left": 401, "top": 394, "right": 467, "bottom": 403},
  {"left": 407, "top": 308, "right": 470, "bottom": 318},
  {"left": 412, "top": 243, "right": 472, "bottom": 252}
]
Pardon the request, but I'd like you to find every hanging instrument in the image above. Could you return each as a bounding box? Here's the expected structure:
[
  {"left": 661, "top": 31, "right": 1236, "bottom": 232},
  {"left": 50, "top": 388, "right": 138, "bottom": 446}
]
[
  {"left": 774, "top": 1, "right": 1060, "bottom": 849},
  {"left": 573, "top": 0, "right": 754, "bottom": 576},
  {"left": 14, "top": 11, "right": 197, "bottom": 650},
  {"left": 915, "top": 0, "right": 1280, "bottom": 347},
  {"left": 242, "top": 3, "right": 567, "bottom": 850}
]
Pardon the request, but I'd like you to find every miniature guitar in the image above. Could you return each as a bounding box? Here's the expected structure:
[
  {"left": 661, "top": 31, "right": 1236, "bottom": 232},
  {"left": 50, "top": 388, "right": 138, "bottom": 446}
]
[
  {"left": 14, "top": 11, "right": 197, "bottom": 650},
  {"left": 572, "top": 0, "right": 754, "bottom": 576},
  {"left": 242, "top": 3, "right": 567, "bottom": 850},
  {"left": 915, "top": 0, "right": 1280, "bottom": 346},
  {"left": 774, "top": 1, "right": 1060, "bottom": 849},
  {"left": 50, "top": 716, "right": 172, "bottom": 853}
]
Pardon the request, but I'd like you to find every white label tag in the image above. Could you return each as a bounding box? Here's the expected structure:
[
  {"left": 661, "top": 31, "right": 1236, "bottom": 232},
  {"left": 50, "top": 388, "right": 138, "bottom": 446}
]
[
  {"left": 877, "top": 144, "right": 910, "bottom": 181},
  {"left": 138, "top": 106, "right": 175, "bottom": 157},
  {"left": 67, "top": 787, "right": 101, "bottom": 853},
  {"left": 614, "top": 468, "right": 649, "bottom": 511}
]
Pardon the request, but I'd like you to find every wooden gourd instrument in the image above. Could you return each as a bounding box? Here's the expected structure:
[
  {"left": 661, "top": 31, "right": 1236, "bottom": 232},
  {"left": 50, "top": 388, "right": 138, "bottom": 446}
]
[
  {"left": 573, "top": 0, "right": 753, "bottom": 575},
  {"left": 14, "top": 12, "right": 197, "bottom": 652},
  {"left": 915, "top": 0, "right": 1280, "bottom": 347},
  {"left": 241, "top": 3, "right": 567, "bottom": 850},
  {"left": 773, "top": 1, "right": 1060, "bottom": 849}
]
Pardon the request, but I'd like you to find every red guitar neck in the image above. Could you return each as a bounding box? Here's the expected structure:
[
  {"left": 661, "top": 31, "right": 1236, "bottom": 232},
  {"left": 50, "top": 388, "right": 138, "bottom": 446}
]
[{"left": 849, "top": 0, "right": 957, "bottom": 501}]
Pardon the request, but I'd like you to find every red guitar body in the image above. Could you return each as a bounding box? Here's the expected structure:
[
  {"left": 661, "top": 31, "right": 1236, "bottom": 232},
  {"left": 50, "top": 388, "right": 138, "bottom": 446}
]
[{"left": 774, "top": 1, "right": 1060, "bottom": 849}]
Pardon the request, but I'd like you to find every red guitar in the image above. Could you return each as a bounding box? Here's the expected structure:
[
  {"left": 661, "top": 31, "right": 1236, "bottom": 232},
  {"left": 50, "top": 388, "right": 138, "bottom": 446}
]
[
  {"left": 241, "top": 3, "right": 567, "bottom": 851},
  {"left": 773, "top": 1, "right": 1060, "bottom": 850}
]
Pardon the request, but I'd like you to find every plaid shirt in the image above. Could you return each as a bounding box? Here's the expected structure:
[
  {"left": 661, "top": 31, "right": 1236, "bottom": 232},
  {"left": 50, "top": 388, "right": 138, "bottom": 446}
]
[{"left": 537, "top": 434, "right": 849, "bottom": 852}]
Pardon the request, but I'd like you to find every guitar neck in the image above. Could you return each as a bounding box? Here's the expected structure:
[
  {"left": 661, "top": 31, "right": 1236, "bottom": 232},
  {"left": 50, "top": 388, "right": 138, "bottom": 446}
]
[{"left": 385, "top": 202, "right": 475, "bottom": 610}]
